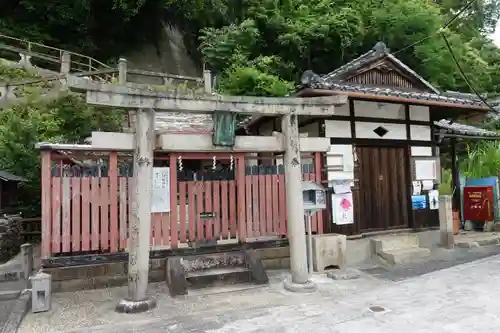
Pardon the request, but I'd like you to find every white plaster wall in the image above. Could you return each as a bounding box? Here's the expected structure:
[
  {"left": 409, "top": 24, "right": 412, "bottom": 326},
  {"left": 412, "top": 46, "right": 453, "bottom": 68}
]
[
  {"left": 411, "top": 146, "right": 433, "bottom": 156},
  {"left": 354, "top": 101, "right": 405, "bottom": 119},
  {"left": 355, "top": 122, "right": 406, "bottom": 140},
  {"left": 325, "top": 120, "right": 351, "bottom": 138},
  {"left": 409, "top": 105, "right": 430, "bottom": 121},
  {"left": 410, "top": 125, "right": 431, "bottom": 141},
  {"left": 326, "top": 144, "right": 354, "bottom": 180}
]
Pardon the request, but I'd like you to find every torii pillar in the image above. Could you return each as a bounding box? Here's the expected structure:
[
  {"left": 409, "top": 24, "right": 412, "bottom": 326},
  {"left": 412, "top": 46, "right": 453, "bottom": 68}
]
[
  {"left": 115, "top": 108, "right": 157, "bottom": 313},
  {"left": 68, "top": 77, "right": 347, "bottom": 299}
]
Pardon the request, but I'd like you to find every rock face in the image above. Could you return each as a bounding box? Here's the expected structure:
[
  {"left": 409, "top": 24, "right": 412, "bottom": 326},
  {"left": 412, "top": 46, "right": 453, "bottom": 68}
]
[
  {"left": 0, "top": 214, "right": 23, "bottom": 264},
  {"left": 125, "top": 22, "right": 200, "bottom": 81}
]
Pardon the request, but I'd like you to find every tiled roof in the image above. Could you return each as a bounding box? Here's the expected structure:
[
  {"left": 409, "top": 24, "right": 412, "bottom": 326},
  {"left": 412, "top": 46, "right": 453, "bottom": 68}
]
[
  {"left": 303, "top": 78, "right": 485, "bottom": 107},
  {"left": 0, "top": 170, "right": 27, "bottom": 182},
  {"left": 434, "top": 119, "right": 500, "bottom": 138},
  {"left": 299, "top": 41, "right": 486, "bottom": 108},
  {"left": 155, "top": 113, "right": 213, "bottom": 133},
  {"left": 322, "top": 42, "right": 440, "bottom": 94}
]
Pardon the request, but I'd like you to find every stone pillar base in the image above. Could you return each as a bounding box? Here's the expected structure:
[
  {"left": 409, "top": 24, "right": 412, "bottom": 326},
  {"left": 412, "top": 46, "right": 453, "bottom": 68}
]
[
  {"left": 283, "top": 277, "right": 317, "bottom": 293},
  {"left": 115, "top": 298, "right": 157, "bottom": 314}
]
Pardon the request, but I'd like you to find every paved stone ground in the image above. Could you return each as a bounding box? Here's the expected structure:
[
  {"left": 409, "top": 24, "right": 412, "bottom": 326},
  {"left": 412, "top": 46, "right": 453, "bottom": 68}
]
[
  {"left": 361, "top": 243, "right": 500, "bottom": 281},
  {"left": 18, "top": 249, "right": 500, "bottom": 333},
  {"left": 0, "top": 300, "right": 15, "bottom": 328}
]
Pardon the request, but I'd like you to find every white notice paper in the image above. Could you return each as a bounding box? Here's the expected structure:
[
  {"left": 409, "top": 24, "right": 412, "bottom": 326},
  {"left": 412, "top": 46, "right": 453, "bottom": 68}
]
[
  {"left": 333, "top": 184, "right": 351, "bottom": 194},
  {"left": 412, "top": 181, "right": 422, "bottom": 195},
  {"left": 415, "top": 160, "right": 437, "bottom": 180},
  {"left": 151, "top": 167, "right": 171, "bottom": 213},
  {"left": 422, "top": 180, "right": 434, "bottom": 191},
  {"left": 428, "top": 190, "right": 439, "bottom": 210}
]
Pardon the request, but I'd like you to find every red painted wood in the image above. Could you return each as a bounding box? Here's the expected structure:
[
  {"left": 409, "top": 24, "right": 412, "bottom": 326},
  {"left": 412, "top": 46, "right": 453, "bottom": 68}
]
[
  {"left": 265, "top": 174, "right": 272, "bottom": 235},
  {"left": 278, "top": 174, "right": 286, "bottom": 235},
  {"left": 61, "top": 178, "right": 71, "bottom": 253},
  {"left": 41, "top": 151, "right": 52, "bottom": 258},
  {"left": 212, "top": 181, "right": 221, "bottom": 239},
  {"left": 178, "top": 181, "right": 187, "bottom": 243},
  {"left": 251, "top": 175, "right": 260, "bottom": 237},
  {"left": 229, "top": 180, "right": 236, "bottom": 237},
  {"left": 81, "top": 177, "right": 91, "bottom": 251},
  {"left": 245, "top": 176, "right": 253, "bottom": 239},
  {"left": 220, "top": 181, "right": 229, "bottom": 238},
  {"left": 271, "top": 174, "right": 279, "bottom": 235},
  {"left": 314, "top": 152, "right": 324, "bottom": 234},
  {"left": 196, "top": 183, "right": 204, "bottom": 241},
  {"left": 51, "top": 176, "right": 61, "bottom": 254},
  {"left": 100, "top": 177, "right": 109, "bottom": 250},
  {"left": 152, "top": 213, "right": 160, "bottom": 246},
  {"left": 258, "top": 175, "right": 266, "bottom": 237},
  {"left": 119, "top": 177, "right": 128, "bottom": 249},
  {"left": 187, "top": 182, "right": 196, "bottom": 242},
  {"left": 71, "top": 177, "right": 81, "bottom": 252},
  {"left": 236, "top": 156, "right": 246, "bottom": 241},
  {"left": 169, "top": 154, "right": 179, "bottom": 248},
  {"left": 91, "top": 177, "right": 100, "bottom": 250},
  {"left": 109, "top": 152, "right": 119, "bottom": 252},
  {"left": 204, "top": 181, "right": 213, "bottom": 240},
  {"left": 161, "top": 212, "right": 170, "bottom": 246}
]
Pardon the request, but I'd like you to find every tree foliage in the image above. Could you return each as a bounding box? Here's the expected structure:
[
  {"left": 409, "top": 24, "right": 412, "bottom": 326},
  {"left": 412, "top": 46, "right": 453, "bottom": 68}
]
[
  {"left": 0, "top": 65, "right": 124, "bottom": 215},
  {"left": 1, "top": 0, "right": 499, "bottom": 96}
]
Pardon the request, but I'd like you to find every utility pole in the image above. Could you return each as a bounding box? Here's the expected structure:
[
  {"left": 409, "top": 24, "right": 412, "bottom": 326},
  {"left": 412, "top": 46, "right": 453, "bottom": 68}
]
[
  {"left": 281, "top": 114, "right": 317, "bottom": 293},
  {"left": 116, "top": 108, "right": 157, "bottom": 313}
]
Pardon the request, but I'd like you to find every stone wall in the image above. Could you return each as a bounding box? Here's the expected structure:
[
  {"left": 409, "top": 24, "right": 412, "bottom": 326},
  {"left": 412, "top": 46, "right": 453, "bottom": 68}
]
[{"left": 0, "top": 214, "right": 23, "bottom": 264}]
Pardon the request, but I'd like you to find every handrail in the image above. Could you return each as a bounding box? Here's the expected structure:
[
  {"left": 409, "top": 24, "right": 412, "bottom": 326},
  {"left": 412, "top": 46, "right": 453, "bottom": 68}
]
[{"left": 0, "top": 33, "right": 110, "bottom": 72}]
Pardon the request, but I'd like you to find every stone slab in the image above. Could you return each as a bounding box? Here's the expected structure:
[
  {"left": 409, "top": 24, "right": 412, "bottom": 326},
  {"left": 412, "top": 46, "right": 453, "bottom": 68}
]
[{"left": 378, "top": 247, "right": 431, "bottom": 266}]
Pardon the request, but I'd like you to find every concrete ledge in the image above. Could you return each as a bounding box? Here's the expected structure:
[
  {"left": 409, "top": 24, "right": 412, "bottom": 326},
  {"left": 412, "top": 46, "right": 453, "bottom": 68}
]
[
  {"left": 0, "top": 290, "right": 20, "bottom": 301},
  {"left": 454, "top": 233, "right": 500, "bottom": 248}
]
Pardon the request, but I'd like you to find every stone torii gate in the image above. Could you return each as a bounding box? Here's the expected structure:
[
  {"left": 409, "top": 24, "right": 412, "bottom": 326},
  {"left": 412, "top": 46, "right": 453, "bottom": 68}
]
[{"left": 68, "top": 77, "right": 347, "bottom": 312}]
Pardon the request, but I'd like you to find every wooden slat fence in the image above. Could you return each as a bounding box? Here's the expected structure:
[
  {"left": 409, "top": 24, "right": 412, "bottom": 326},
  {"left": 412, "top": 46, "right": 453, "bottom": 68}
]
[{"left": 41, "top": 151, "right": 324, "bottom": 258}]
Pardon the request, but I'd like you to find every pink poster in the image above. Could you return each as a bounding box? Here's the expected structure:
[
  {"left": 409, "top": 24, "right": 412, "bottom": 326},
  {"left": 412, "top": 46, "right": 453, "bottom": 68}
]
[{"left": 332, "top": 193, "right": 354, "bottom": 225}]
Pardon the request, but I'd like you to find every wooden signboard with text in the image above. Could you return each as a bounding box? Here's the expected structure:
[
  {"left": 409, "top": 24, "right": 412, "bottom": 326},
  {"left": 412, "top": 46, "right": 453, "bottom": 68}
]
[{"left": 463, "top": 186, "right": 494, "bottom": 221}]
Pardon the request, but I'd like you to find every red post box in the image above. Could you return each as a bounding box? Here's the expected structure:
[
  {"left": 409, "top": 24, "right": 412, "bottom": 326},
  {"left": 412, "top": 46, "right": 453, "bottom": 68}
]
[{"left": 463, "top": 186, "right": 495, "bottom": 221}]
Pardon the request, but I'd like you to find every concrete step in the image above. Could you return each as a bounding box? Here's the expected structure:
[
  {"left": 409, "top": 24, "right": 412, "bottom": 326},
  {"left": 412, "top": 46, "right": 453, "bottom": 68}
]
[
  {"left": 167, "top": 249, "right": 269, "bottom": 296},
  {"left": 186, "top": 266, "right": 252, "bottom": 289},
  {"left": 371, "top": 234, "right": 420, "bottom": 253},
  {"left": 378, "top": 247, "right": 431, "bottom": 266}
]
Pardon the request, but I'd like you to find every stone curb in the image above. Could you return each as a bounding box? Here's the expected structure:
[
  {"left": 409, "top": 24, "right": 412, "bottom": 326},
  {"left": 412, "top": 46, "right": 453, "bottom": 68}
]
[
  {"left": 455, "top": 238, "right": 500, "bottom": 248},
  {"left": 0, "top": 292, "right": 30, "bottom": 333}
]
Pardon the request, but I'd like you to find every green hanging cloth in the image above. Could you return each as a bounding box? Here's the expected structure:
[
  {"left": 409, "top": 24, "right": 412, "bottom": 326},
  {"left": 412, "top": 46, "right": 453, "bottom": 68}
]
[{"left": 212, "top": 111, "right": 236, "bottom": 146}]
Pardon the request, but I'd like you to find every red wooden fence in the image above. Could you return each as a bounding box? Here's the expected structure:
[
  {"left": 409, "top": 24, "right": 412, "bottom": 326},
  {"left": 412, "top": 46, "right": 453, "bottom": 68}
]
[{"left": 40, "top": 150, "right": 324, "bottom": 258}]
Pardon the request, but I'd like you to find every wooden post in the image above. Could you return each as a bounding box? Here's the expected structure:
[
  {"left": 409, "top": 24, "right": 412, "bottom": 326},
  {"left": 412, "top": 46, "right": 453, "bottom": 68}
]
[
  {"left": 281, "top": 114, "right": 316, "bottom": 293},
  {"left": 60, "top": 52, "right": 71, "bottom": 74},
  {"left": 450, "top": 138, "right": 461, "bottom": 221},
  {"left": 119, "top": 58, "right": 127, "bottom": 85},
  {"left": 116, "top": 108, "right": 157, "bottom": 313}
]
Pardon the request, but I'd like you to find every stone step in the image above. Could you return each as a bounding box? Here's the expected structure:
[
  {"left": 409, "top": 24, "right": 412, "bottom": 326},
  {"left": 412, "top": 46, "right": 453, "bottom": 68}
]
[
  {"left": 378, "top": 247, "right": 431, "bottom": 266},
  {"left": 181, "top": 251, "right": 247, "bottom": 273},
  {"left": 186, "top": 266, "right": 251, "bottom": 289},
  {"left": 167, "top": 249, "right": 268, "bottom": 296},
  {"left": 371, "top": 234, "right": 420, "bottom": 253}
]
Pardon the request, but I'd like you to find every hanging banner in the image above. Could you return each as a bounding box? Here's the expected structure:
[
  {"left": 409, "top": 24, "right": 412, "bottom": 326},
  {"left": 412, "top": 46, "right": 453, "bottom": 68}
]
[
  {"left": 332, "top": 192, "right": 354, "bottom": 225},
  {"left": 151, "top": 167, "right": 171, "bottom": 213}
]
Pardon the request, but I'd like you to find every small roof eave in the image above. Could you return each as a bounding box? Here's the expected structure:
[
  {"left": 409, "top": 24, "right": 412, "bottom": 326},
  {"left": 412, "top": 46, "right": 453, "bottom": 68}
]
[{"left": 434, "top": 119, "right": 500, "bottom": 140}]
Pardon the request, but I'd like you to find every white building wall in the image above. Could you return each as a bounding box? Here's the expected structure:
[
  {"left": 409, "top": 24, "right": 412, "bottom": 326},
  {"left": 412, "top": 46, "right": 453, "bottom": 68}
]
[{"left": 324, "top": 101, "right": 434, "bottom": 180}]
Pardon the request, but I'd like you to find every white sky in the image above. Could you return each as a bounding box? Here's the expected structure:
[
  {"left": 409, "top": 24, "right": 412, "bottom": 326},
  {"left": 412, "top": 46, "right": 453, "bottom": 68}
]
[{"left": 492, "top": 22, "right": 500, "bottom": 46}]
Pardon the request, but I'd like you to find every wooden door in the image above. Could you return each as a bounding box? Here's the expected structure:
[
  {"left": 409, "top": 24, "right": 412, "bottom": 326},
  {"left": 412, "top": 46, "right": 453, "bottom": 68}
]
[{"left": 355, "top": 146, "right": 410, "bottom": 232}]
